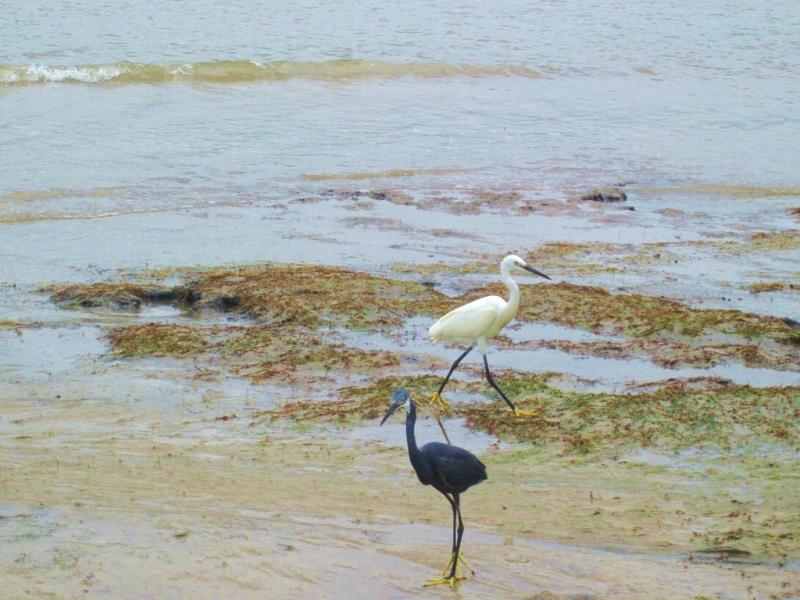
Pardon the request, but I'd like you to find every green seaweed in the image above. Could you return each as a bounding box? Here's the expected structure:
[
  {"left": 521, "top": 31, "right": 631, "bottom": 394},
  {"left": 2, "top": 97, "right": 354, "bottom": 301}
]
[
  {"left": 171, "top": 264, "right": 452, "bottom": 331},
  {"left": 517, "top": 281, "right": 800, "bottom": 344},
  {"left": 106, "top": 323, "right": 210, "bottom": 356},
  {"left": 328, "top": 374, "right": 800, "bottom": 452},
  {"left": 745, "top": 281, "right": 800, "bottom": 294},
  {"left": 48, "top": 262, "right": 800, "bottom": 374},
  {"left": 104, "top": 321, "right": 401, "bottom": 382}
]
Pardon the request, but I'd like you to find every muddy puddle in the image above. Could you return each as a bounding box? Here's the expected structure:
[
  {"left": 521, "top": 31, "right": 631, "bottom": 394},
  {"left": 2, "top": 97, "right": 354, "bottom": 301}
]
[{"left": 2, "top": 183, "right": 800, "bottom": 599}]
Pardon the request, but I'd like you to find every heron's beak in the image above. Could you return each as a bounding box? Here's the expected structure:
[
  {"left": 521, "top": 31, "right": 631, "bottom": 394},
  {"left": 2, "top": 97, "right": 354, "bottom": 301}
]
[
  {"left": 380, "top": 402, "right": 403, "bottom": 426},
  {"left": 522, "top": 264, "right": 551, "bottom": 280}
]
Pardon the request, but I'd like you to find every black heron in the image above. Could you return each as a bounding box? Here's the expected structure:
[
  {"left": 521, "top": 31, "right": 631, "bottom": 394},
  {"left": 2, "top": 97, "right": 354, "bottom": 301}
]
[
  {"left": 427, "top": 254, "right": 550, "bottom": 416},
  {"left": 381, "top": 388, "right": 488, "bottom": 587}
]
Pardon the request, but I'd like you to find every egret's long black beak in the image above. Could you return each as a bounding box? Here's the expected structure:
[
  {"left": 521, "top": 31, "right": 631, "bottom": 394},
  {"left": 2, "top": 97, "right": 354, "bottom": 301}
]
[
  {"left": 522, "top": 264, "right": 551, "bottom": 280},
  {"left": 380, "top": 402, "right": 403, "bottom": 426}
]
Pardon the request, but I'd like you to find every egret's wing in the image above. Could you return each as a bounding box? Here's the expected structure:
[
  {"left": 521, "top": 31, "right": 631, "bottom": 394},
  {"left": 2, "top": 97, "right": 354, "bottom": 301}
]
[{"left": 429, "top": 304, "right": 497, "bottom": 342}]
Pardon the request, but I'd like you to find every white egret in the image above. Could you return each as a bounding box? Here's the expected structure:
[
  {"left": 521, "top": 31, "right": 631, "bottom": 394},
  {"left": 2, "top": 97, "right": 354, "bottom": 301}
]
[{"left": 428, "top": 254, "right": 551, "bottom": 416}]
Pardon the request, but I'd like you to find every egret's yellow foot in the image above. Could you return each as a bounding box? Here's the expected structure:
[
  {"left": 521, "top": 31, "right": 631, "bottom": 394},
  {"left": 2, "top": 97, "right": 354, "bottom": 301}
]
[
  {"left": 440, "top": 551, "right": 475, "bottom": 576},
  {"left": 510, "top": 407, "right": 537, "bottom": 417},
  {"left": 427, "top": 392, "right": 450, "bottom": 409}
]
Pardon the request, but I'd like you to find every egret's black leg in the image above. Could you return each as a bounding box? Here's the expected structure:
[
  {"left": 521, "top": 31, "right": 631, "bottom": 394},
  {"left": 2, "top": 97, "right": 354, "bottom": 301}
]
[
  {"left": 438, "top": 347, "right": 473, "bottom": 395},
  {"left": 483, "top": 355, "right": 536, "bottom": 417},
  {"left": 429, "top": 346, "right": 473, "bottom": 408}
]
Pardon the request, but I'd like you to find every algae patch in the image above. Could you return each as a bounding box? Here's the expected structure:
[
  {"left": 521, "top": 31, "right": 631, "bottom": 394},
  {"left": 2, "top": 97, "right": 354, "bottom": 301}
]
[
  {"left": 253, "top": 375, "right": 439, "bottom": 423},
  {"left": 48, "top": 282, "right": 176, "bottom": 312},
  {"left": 531, "top": 337, "right": 792, "bottom": 371},
  {"left": 171, "top": 264, "right": 452, "bottom": 331},
  {"left": 47, "top": 264, "right": 453, "bottom": 329},
  {"left": 518, "top": 281, "right": 800, "bottom": 345},
  {"left": 46, "top": 262, "right": 800, "bottom": 375},
  {"left": 106, "top": 323, "right": 210, "bottom": 357},
  {"left": 104, "top": 322, "right": 402, "bottom": 384},
  {"left": 327, "top": 374, "right": 800, "bottom": 453},
  {"left": 746, "top": 282, "right": 800, "bottom": 294}
]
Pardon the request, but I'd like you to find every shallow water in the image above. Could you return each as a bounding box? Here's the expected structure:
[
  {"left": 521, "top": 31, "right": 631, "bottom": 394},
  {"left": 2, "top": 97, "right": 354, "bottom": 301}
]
[
  {"left": 1, "top": 326, "right": 106, "bottom": 376},
  {"left": 3, "top": 0, "right": 800, "bottom": 209}
]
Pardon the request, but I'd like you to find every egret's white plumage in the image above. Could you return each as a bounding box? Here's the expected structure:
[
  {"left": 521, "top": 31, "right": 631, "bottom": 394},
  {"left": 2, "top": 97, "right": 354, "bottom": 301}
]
[{"left": 428, "top": 255, "right": 550, "bottom": 416}]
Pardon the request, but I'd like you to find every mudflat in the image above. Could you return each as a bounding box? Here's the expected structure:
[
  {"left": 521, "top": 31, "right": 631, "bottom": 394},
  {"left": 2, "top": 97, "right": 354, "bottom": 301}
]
[{"left": 2, "top": 185, "right": 799, "bottom": 599}]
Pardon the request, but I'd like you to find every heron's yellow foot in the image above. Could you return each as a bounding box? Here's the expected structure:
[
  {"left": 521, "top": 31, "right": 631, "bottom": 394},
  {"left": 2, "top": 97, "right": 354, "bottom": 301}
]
[
  {"left": 440, "top": 551, "right": 475, "bottom": 576},
  {"left": 510, "top": 407, "right": 537, "bottom": 417},
  {"left": 424, "top": 574, "right": 464, "bottom": 589},
  {"left": 427, "top": 392, "right": 450, "bottom": 409}
]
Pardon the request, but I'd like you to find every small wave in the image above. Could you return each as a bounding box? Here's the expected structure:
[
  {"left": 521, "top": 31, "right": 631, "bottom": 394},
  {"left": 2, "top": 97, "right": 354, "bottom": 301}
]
[
  {"left": 301, "top": 167, "right": 477, "bottom": 181},
  {"left": 637, "top": 185, "right": 800, "bottom": 198},
  {"left": 0, "top": 59, "right": 538, "bottom": 86},
  {"left": 2, "top": 187, "right": 122, "bottom": 202}
]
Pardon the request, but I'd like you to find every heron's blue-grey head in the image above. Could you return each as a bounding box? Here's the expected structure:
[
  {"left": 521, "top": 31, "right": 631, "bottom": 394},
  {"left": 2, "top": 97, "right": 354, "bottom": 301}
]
[
  {"left": 503, "top": 254, "right": 551, "bottom": 281},
  {"left": 380, "top": 389, "right": 411, "bottom": 426}
]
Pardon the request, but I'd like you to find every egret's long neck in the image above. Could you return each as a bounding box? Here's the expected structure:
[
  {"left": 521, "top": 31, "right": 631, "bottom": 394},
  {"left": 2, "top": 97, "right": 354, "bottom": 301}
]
[{"left": 501, "top": 269, "right": 521, "bottom": 320}]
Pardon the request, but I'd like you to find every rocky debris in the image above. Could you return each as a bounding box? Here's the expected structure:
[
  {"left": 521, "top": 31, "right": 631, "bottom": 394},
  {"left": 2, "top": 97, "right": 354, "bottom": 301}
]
[
  {"left": 578, "top": 187, "right": 628, "bottom": 203},
  {"left": 48, "top": 284, "right": 175, "bottom": 312}
]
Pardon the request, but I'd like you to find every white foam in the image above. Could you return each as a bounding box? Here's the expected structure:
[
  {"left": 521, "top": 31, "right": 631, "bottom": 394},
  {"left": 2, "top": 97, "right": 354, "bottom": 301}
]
[
  {"left": 168, "top": 63, "right": 193, "bottom": 76},
  {"left": 2, "top": 64, "right": 125, "bottom": 84}
]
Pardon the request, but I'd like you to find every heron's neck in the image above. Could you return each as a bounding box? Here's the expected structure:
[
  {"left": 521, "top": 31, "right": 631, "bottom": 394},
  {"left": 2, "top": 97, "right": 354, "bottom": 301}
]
[{"left": 405, "top": 400, "right": 425, "bottom": 469}]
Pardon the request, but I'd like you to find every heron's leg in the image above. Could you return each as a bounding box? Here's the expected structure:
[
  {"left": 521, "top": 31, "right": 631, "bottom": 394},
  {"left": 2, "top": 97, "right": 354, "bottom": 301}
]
[
  {"left": 438, "top": 494, "right": 473, "bottom": 577},
  {"left": 450, "top": 495, "right": 457, "bottom": 556},
  {"left": 452, "top": 500, "right": 467, "bottom": 577},
  {"left": 482, "top": 355, "right": 537, "bottom": 417},
  {"left": 425, "top": 495, "right": 469, "bottom": 588},
  {"left": 440, "top": 493, "right": 458, "bottom": 571},
  {"left": 428, "top": 346, "right": 473, "bottom": 408}
]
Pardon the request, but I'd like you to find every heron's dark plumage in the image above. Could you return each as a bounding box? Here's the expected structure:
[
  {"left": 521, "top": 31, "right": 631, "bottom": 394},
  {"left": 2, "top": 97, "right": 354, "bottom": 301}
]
[{"left": 419, "top": 441, "right": 487, "bottom": 492}]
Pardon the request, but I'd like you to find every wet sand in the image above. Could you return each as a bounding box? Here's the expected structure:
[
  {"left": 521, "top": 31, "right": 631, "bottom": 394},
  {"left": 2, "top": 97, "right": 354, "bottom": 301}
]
[
  {"left": 3, "top": 379, "right": 796, "bottom": 600},
  {"left": 2, "top": 185, "right": 800, "bottom": 599}
]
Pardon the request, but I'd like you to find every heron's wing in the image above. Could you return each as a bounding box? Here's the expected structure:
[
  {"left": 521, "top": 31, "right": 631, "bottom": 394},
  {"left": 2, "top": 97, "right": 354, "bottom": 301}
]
[
  {"left": 429, "top": 303, "right": 498, "bottom": 342},
  {"left": 429, "top": 445, "right": 487, "bottom": 491}
]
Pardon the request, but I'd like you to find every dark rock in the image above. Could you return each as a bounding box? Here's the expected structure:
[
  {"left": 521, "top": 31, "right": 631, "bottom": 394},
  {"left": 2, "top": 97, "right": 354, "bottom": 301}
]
[
  {"left": 783, "top": 317, "right": 800, "bottom": 330},
  {"left": 580, "top": 187, "right": 628, "bottom": 203}
]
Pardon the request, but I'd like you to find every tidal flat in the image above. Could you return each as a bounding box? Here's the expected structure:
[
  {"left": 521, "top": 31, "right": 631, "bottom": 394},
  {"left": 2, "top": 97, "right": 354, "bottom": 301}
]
[{"left": 2, "top": 183, "right": 799, "bottom": 599}]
